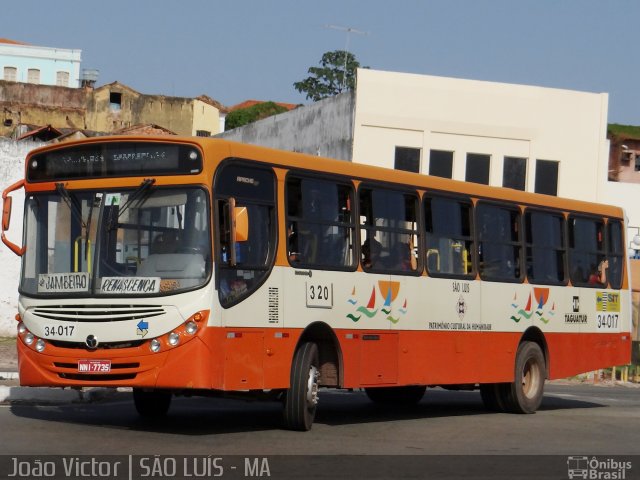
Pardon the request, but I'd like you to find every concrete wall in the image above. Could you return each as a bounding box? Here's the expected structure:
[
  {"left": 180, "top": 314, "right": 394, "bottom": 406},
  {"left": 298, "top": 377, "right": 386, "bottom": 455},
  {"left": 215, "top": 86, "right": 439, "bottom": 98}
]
[
  {"left": 216, "top": 92, "right": 355, "bottom": 161},
  {"left": 0, "top": 42, "right": 81, "bottom": 87},
  {"left": 191, "top": 99, "right": 220, "bottom": 137},
  {"left": 0, "top": 139, "right": 41, "bottom": 336}
]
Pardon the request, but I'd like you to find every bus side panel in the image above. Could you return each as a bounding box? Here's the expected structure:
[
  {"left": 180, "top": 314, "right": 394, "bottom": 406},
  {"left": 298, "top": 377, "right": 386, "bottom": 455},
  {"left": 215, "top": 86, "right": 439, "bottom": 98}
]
[
  {"left": 546, "top": 332, "right": 631, "bottom": 379},
  {"left": 396, "top": 331, "right": 518, "bottom": 385},
  {"left": 218, "top": 328, "right": 298, "bottom": 390},
  {"left": 336, "top": 330, "right": 519, "bottom": 388}
]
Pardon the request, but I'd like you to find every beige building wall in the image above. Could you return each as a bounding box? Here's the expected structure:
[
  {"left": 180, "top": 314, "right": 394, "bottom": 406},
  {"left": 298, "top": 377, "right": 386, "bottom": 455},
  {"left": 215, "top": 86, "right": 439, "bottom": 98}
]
[
  {"left": 86, "top": 83, "right": 221, "bottom": 136},
  {"left": 352, "top": 69, "right": 609, "bottom": 204},
  {"left": 191, "top": 99, "right": 220, "bottom": 136}
]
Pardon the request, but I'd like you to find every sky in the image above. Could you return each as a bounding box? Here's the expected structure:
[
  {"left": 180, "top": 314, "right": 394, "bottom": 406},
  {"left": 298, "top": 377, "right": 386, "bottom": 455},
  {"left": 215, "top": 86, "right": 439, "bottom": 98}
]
[{"left": 3, "top": 0, "right": 640, "bottom": 124}]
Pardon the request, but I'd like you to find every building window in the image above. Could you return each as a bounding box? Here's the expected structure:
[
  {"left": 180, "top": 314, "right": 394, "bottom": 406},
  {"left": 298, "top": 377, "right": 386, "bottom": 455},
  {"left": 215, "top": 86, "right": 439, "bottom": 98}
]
[
  {"left": 394, "top": 147, "right": 421, "bottom": 173},
  {"left": 534, "top": 160, "right": 559, "bottom": 196},
  {"left": 465, "top": 153, "right": 490, "bottom": 185},
  {"left": 27, "top": 69, "right": 40, "bottom": 84},
  {"left": 3, "top": 67, "right": 17, "bottom": 82},
  {"left": 503, "top": 156, "right": 527, "bottom": 190},
  {"left": 110, "top": 92, "right": 122, "bottom": 111},
  {"left": 196, "top": 130, "right": 211, "bottom": 137},
  {"left": 429, "top": 150, "right": 453, "bottom": 179},
  {"left": 56, "top": 71, "right": 69, "bottom": 87}
]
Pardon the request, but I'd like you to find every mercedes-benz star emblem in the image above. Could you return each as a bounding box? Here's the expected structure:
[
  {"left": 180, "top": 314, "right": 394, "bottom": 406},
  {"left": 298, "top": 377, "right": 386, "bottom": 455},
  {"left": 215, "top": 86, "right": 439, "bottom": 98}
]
[{"left": 85, "top": 335, "right": 98, "bottom": 349}]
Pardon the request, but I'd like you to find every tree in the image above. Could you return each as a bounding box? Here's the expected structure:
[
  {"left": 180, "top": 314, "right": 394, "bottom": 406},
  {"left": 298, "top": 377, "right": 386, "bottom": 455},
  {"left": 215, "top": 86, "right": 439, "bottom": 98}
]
[
  {"left": 225, "top": 101, "right": 289, "bottom": 131},
  {"left": 294, "top": 50, "right": 363, "bottom": 102}
]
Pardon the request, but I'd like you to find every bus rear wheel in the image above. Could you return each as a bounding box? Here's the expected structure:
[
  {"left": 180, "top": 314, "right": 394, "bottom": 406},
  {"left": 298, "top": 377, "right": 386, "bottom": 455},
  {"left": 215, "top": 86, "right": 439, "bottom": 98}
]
[
  {"left": 283, "top": 342, "right": 320, "bottom": 431},
  {"left": 365, "top": 385, "right": 426, "bottom": 405},
  {"left": 505, "top": 341, "right": 546, "bottom": 414},
  {"left": 133, "top": 389, "right": 172, "bottom": 418}
]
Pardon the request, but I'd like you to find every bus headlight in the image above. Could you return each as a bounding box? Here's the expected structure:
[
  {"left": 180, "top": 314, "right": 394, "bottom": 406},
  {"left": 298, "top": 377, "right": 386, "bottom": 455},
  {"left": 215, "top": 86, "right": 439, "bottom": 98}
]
[
  {"left": 17, "top": 322, "right": 26, "bottom": 335},
  {"left": 185, "top": 321, "right": 197, "bottom": 335},
  {"left": 35, "top": 339, "right": 46, "bottom": 352},
  {"left": 168, "top": 332, "right": 180, "bottom": 346},
  {"left": 150, "top": 338, "right": 161, "bottom": 353},
  {"left": 24, "top": 332, "right": 35, "bottom": 345}
]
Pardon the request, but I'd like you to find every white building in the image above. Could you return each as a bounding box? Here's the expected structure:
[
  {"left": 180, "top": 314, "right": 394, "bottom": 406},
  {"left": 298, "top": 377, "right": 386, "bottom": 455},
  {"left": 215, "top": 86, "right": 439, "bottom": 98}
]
[
  {"left": 220, "top": 67, "right": 640, "bottom": 237},
  {"left": 0, "top": 38, "right": 81, "bottom": 88}
]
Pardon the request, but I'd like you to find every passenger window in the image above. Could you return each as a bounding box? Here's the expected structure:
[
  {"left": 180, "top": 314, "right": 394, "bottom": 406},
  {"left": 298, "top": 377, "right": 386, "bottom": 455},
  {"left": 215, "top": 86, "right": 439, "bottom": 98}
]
[
  {"left": 476, "top": 203, "right": 522, "bottom": 282},
  {"left": 359, "top": 187, "right": 419, "bottom": 274},
  {"left": 424, "top": 195, "right": 474, "bottom": 277},
  {"left": 607, "top": 220, "right": 624, "bottom": 289},
  {"left": 524, "top": 210, "right": 566, "bottom": 285},
  {"left": 568, "top": 216, "right": 606, "bottom": 287},
  {"left": 286, "top": 176, "right": 355, "bottom": 269}
]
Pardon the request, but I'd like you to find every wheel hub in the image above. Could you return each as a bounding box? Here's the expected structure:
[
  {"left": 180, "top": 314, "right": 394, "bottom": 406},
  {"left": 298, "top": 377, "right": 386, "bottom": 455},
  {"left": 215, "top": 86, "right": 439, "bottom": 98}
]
[{"left": 306, "top": 365, "right": 320, "bottom": 407}]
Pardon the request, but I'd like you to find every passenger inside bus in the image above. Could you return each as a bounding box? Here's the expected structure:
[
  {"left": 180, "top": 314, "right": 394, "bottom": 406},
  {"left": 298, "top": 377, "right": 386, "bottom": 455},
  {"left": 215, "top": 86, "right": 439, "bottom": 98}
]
[
  {"left": 389, "top": 241, "right": 415, "bottom": 271},
  {"left": 362, "top": 237, "right": 382, "bottom": 269},
  {"left": 589, "top": 259, "right": 608, "bottom": 285},
  {"left": 287, "top": 223, "right": 300, "bottom": 263}
]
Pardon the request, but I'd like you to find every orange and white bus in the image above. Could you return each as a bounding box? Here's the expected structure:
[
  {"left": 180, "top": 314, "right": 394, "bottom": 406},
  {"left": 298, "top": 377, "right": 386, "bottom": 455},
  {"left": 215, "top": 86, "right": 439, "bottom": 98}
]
[{"left": 2, "top": 136, "right": 631, "bottom": 430}]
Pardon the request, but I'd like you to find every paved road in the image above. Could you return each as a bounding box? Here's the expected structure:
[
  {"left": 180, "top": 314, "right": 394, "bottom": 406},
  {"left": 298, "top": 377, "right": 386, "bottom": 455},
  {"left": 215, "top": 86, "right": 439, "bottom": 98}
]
[
  {"left": 1, "top": 383, "right": 638, "bottom": 457},
  {"left": 0, "top": 385, "right": 640, "bottom": 455}
]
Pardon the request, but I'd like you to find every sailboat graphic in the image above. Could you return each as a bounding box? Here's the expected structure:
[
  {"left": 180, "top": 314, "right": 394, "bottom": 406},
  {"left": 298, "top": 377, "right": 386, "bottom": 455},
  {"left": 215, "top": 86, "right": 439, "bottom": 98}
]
[
  {"left": 347, "top": 286, "right": 357, "bottom": 305},
  {"left": 354, "top": 287, "right": 378, "bottom": 318}
]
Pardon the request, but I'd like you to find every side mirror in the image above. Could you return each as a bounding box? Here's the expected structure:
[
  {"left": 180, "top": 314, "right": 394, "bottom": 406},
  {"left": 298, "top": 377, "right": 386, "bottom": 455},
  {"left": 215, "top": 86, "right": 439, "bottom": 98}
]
[
  {"left": 2, "top": 196, "right": 11, "bottom": 231},
  {"left": 2, "top": 179, "right": 25, "bottom": 256},
  {"left": 228, "top": 198, "right": 249, "bottom": 266},
  {"left": 234, "top": 206, "right": 248, "bottom": 242}
]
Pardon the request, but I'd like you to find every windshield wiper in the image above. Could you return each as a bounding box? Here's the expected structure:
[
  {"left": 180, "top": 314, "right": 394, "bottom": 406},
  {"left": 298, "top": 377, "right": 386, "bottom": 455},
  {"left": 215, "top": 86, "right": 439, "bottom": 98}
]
[
  {"left": 56, "top": 183, "right": 87, "bottom": 230},
  {"left": 107, "top": 178, "right": 156, "bottom": 230}
]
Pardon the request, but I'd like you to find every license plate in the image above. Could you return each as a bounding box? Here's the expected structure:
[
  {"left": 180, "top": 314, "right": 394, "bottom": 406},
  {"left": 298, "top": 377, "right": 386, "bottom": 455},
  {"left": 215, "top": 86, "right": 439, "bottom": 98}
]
[{"left": 77, "top": 360, "right": 111, "bottom": 373}]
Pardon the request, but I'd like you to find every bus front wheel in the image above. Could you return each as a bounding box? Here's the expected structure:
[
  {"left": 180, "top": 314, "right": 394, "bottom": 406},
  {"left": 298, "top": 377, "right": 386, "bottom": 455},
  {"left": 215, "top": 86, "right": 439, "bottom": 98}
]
[
  {"left": 506, "top": 341, "right": 546, "bottom": 414},
  {"left": 283, "top": 342, "right": 320, "bottom": 431},
  {"left": 133, "top": 389, "right": 172, "bottom": 418}
]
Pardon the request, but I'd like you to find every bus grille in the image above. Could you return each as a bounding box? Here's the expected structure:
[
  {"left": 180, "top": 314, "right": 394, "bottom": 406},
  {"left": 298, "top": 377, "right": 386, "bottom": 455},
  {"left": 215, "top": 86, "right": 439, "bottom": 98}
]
[
  {"left": 48, "top": 340, "right": 144, "bottom": 350},
  {"left": 30, "top": 305, "right": 166, "bottom": 322}
]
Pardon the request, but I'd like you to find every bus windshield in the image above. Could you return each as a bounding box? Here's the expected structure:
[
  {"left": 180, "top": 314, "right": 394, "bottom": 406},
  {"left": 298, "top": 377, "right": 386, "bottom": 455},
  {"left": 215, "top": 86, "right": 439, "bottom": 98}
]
[{"left": 21, "top": 186, "right": 211, "bottom": 297}]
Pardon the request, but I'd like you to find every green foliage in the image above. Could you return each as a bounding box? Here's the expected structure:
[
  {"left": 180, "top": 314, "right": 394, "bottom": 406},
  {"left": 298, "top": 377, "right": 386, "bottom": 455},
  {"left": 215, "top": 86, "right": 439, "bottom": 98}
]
[
  {"left": 608, "top": 123, "right": 640, "bottom": 140},
  {"left": 225, "top": 102, "right": 289, "bottom": 131},
  {"left": 294, "top": 50, "right": 364, "bottom": 102}
]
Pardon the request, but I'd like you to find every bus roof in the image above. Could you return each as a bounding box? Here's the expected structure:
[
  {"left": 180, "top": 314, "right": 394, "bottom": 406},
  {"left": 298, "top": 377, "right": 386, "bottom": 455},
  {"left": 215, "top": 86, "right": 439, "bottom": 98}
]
[{"left": 25, "top": 135, "right": 624, "bottom": 219}]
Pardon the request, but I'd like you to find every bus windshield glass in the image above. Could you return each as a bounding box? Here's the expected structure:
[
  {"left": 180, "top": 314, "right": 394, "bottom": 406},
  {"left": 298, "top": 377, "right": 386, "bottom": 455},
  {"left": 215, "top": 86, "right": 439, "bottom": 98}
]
[{"left": 21, "top": 186, "right": 211, "bottom": 297}]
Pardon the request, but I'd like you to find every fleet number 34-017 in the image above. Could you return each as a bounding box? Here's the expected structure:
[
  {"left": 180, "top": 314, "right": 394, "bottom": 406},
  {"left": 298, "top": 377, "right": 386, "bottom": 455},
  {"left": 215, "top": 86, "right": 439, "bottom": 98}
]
[{"left": 43, "top": 325, "right": 75, "bottom": 337}]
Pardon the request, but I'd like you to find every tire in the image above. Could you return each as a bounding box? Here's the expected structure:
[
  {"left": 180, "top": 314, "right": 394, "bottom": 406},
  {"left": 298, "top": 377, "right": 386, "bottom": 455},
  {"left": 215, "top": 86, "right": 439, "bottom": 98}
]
[
  {"left": 133, "top": 389, "right": 172, "bottom": 418},
  {"left": 479, "top": 383, "right": 509, "bottom": 412},
  {"left": 365, "top": 385, "right": 426, "bottom": 405},
  {"left": 283, "top": 342, "right": 320, "bottom": 431},
  {"left": 505, "top": 341, "right": 546, "bottom": 414}
]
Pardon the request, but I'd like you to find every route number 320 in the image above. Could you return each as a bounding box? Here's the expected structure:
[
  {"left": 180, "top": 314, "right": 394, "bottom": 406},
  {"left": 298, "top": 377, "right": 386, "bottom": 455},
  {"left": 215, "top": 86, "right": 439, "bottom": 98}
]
[{"left": 306, "top": 282, "right": 333, "bottom": 308}]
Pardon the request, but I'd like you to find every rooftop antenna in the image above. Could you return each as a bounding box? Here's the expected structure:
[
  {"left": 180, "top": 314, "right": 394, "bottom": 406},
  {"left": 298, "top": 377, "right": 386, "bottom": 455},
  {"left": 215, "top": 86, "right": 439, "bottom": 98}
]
[{"left": 324, "top": 24, "right": 368, "bottom": 90}]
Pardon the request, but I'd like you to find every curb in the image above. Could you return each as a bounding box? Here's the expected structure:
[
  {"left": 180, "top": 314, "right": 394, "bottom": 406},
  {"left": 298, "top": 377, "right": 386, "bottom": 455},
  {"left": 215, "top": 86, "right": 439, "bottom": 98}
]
[{"left": 0, "top": 377, "right": 131, "bottom": 405}]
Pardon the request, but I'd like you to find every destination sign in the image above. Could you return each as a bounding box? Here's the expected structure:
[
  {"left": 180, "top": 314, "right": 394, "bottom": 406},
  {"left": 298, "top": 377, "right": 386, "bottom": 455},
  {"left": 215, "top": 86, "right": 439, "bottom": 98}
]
[
  {"left": 27, "top": 142, "right": 202, "bottom": 181},
  {"left": 38, "top": 272, "right": 90, "bottom": 293},
  {"left": 100, "top": 277, "right": 161, "bottom": 294}
]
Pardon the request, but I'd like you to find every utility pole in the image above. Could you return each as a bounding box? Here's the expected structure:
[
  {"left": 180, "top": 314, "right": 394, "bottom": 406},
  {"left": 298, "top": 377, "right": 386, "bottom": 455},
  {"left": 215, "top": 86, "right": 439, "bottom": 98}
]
[{"left": 324, "top": 24, "right": 368, "bottom": 90}]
